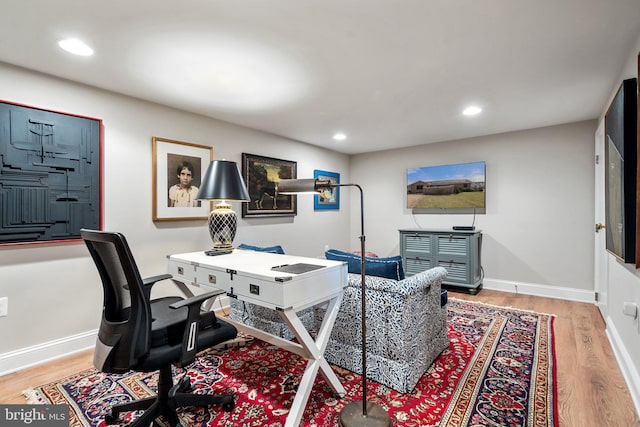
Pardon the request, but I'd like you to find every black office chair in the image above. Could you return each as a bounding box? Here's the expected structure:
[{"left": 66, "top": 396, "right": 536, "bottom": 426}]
[{"left": 81, "top": 229, "right": 237, "bottom": 427}]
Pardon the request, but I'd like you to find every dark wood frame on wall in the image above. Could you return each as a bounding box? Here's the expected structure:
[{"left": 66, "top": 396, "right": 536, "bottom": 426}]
[
  {"left": 604, "top": 78, "right": 638, "bottom": 263},
  {"left": 0, "top": 100, "right": 102, "bottom": 246},
  {"left": 637, "top": 52, "right": 640, "bottom": 267},
  {"left": 241, "top": 153, "right": 297, "bottom": 218}
]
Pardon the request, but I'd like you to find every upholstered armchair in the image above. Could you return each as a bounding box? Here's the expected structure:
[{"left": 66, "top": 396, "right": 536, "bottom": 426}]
[
  {"left": 317, "top": 267, "right": 449, "bottom": 393},
  {"left": 228, "top": 244, "right": 449, "bottom": 393}
]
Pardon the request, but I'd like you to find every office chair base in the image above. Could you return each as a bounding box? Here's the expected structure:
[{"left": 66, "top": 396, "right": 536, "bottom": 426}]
[{"left": 104, "top": 366, "right": 235, "bottom": 427}]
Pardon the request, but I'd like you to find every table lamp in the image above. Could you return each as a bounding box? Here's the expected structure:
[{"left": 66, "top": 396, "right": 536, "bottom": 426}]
[
  {"left": 278, "top": 178, "right": 391, "bottom": 427},
  {"left": 197, "top": 160, "right": 250, "bottom": 254}
]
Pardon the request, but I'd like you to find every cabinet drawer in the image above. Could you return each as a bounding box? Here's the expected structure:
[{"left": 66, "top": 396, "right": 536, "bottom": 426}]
[
  {"left": 405, "top": 257, "right": 432, "bottom": 276},
  {"left": 436, "top": 235, "right": 469, "bottom": 256},
  {"left": 403, "top": 234, "right": 432, "bottom": 254},
  {"left": 437, "top": 259, "right": 469, "bottom": 283}
]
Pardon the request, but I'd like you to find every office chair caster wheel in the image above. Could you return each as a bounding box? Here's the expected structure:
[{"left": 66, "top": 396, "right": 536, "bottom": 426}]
[
  {"left": 104, "top": 409, "right": 119, "bottom": 424},
  {"left": 177, "top": 376, "right": 192, "bottom": 393},
  {"left": 222, "top": 401, "right": 235, "bottom": 412}
]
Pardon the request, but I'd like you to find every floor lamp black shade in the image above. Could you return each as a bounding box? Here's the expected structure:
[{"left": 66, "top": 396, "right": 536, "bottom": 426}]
[
  {"left": 278, "top": 179, "right": 391, "bottom": 427},
  {"left": 197, "top": 160, "right": 250, "bottom": 253}
]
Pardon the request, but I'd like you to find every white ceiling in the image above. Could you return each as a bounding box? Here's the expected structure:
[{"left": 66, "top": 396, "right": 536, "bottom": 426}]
[{"left": 1, "top": 1, "right": 639, "bottom": 154}]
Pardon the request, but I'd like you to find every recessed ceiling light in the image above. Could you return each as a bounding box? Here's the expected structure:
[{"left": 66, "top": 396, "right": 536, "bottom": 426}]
[
  {"left": 462, "top": 106, "right": 482, "bottom": 116},
  {"left": 333, "top": 133, "right": 347, "bottom": 141},
  {"left": 58, "top": 38, "right": 94, "bottom": 56}
]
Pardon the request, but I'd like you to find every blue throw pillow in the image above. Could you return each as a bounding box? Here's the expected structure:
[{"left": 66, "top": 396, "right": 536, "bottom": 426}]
[
  {"left": 325, "top": 248, "right": 405, "bottom": 281},
  {"left": 440, "top": 288, "right": 448, "bottom": 307},
  {"left": 238, "top": 243, "right": 285, "bottom": 254}
]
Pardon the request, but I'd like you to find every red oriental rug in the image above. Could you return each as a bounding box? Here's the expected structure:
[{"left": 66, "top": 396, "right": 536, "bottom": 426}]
[{"left": 24, "top": 299, "right": 557, "bottom": 426}]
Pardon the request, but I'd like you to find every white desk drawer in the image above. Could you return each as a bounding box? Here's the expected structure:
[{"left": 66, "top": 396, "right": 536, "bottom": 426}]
[
  {"left": 195, "top": 267, "right": 221, "bottom": 288},
  {"left": 168, "top": 259, "right": 196, "bottom": 284},
  {"left": 192, "top": 263, "right": 346, "bottom": 310},
  {"left": 168, "top": 251, "right": 347, "bottom": 310}
]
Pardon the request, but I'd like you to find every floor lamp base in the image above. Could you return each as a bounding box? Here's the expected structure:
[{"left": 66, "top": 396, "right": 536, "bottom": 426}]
[{"left": 339, "top": 400, "right": 391, "bottom": 427}]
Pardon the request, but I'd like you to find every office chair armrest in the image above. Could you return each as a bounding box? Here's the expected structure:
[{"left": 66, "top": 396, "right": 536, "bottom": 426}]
[
  {"left": 169, "top": 289, "right": 225, "bottom": 310},
  {"left": 169, "top": 289, "right": 226, "bottom": 366},
  {"left": 141, "top": 274, "right": 173, "bottom": 300},
  {"left": 143, "top": 274, "right": 173, "bottom": 288}
]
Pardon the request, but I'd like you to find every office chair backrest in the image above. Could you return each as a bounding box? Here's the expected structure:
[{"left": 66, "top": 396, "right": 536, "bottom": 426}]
[{"left": 81, "top": 229, "right": 152, "bottom": 373}]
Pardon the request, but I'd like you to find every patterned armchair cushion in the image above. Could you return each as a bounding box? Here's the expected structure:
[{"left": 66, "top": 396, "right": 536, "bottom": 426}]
[
  {"left": 325, "top": 248, "right": 405, "bottom": 280},
  {"left": 237, "top": 243, "right": 285, "bottom": 254},
  {"left": 318, "top": 267, "right": 449, "bottom": 393},
  {"left": 229, "top": 299, "right": 315, "bottom": 341}
]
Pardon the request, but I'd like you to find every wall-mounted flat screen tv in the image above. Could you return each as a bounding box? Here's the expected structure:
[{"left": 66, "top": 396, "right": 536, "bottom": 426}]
[{"left": 407, "top": 161, "right": 486, "bottom": 214}]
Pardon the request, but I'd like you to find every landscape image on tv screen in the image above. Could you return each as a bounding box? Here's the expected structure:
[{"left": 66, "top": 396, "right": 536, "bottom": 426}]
[{"left": 407, "top": 161, "right": 486, "bottom": 213}]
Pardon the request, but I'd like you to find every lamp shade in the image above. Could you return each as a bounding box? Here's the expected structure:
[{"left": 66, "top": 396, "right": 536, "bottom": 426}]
[{"left": 197, "top": 160, "right": 250, "bottom": 201}]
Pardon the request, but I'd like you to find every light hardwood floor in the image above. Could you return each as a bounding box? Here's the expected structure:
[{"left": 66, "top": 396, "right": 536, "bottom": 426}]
[{"left": 1, "top": 290, "right": 638, "bottom": 426}]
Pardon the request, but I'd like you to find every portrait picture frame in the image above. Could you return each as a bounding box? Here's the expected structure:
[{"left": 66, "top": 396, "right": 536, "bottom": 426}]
[
  {"left": 314, "top": 169, "right": 340, "bottom": 210},
  {"left": 604, "top": 78, "right": 638, "bottom": 263},
  {"left": 0, "top": 100, "right": 102, "bottom": 246},
  {"left": 241, "top": 153, "right": 297, "bottom": 218},
  {"left": 152, "top": 137, "right": 213, "bottom": 221}
]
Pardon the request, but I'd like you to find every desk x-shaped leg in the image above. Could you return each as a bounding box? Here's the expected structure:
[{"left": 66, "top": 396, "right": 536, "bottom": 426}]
[
  {"left": 278, "top": 293, "right": 346, "bottom": 426},
  {"left": 223, "top": 292, "right": 345, "bottom": 427}
]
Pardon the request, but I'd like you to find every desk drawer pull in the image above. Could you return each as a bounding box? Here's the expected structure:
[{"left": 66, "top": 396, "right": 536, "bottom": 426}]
[
  {"left": 177, "top": 266, "right": 184, "bottom": 275},
  {"left": 209, "top": 274, "right": 216, "bottom": 284}
]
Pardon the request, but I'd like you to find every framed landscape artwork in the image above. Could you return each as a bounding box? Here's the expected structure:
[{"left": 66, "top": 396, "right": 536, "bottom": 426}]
[
  {"left": 0, "top": 100, "right": 102, "bottom": 245},
  {"left": 241, "top": 153, "right": 297, "bottom": 218},
  {"left": 604, "top": 78, "right": 638, "bottom": 263},
  {"left": 406, "top": 161, "right": 486, "bottom": 214},
  {"left": 152, "top": 137, "right": 212, "bottom": 221},
  {"left": 314, "top": 169, "right": 340, "bottom": 210}
]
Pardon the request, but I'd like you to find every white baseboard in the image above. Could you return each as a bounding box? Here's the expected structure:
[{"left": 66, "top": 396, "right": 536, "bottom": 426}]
[
  {"left": 482, "top": 277, "right": 595, "bottom": 303},
  {"left": 0, "top": 330, "right": 98, "bottom": 377},
  {"left": 0, "top": 298, "right": 232, "bottom": 377},
  {"left": 605, "top": 317, "right": 640, "bottom": 418}
]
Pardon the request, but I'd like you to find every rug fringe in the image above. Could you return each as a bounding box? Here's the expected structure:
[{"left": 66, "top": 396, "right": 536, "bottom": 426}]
[
  {"left": 448, "top": 297, "right": 557, "bottom": 317},
  {"left": 22, "top": 388, "right": 45, "bottom": 404}
]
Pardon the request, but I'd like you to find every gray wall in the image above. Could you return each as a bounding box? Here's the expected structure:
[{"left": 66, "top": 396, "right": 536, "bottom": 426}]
[
  {"left": 0, "top": 62, "right": 350, "bottom": 356},
  {"left": 596, "top": 32, "right": 640, "bottom": 409},
  {"left": 351, "top": 120, "right": 596, "bottom": 291}
]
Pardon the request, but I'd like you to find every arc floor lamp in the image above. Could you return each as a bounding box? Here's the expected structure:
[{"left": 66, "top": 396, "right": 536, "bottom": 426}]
[{"left": 278, "top": 178, "right": 391, "bottom": 427}]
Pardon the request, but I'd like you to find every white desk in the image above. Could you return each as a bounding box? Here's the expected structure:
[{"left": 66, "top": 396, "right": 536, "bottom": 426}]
[{"left": 167, "top": 250, "right": 348, "bottom": 427}]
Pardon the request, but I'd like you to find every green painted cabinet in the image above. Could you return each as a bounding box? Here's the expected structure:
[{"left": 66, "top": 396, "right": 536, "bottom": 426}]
[{"left": 399, "top": 229, "right": 483, "bottom": 293}]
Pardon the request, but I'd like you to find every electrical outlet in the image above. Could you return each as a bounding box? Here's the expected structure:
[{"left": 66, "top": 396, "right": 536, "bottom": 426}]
[{"left": 0, "top": 297, "right": 7, "bottom": 317}]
